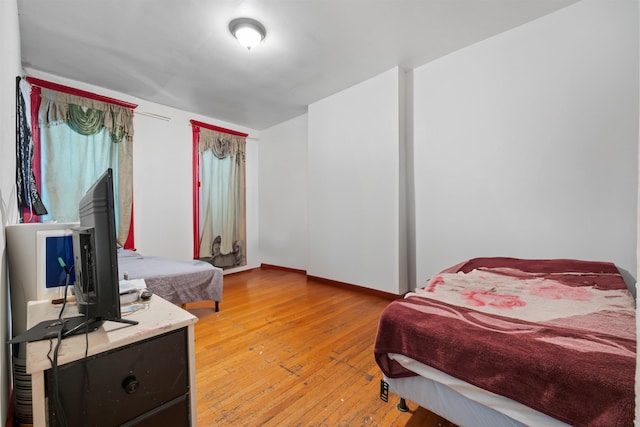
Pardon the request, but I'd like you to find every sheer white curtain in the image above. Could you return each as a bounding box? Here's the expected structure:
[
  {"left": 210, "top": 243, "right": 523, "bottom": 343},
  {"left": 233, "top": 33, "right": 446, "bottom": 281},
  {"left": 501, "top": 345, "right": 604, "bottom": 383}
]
[
  {"left": 40, "top": 124, "right": 117, "bottom": 223},
  {"left": 200, "top": 153, "right": 232, "bottom": 254}
]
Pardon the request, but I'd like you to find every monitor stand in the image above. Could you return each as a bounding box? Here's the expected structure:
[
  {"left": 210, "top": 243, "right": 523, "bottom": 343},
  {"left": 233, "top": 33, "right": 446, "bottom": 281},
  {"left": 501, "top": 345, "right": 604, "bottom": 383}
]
[
  {"left": 63, "top": 316, "right": 138, "bottom": 338},
  {"left": 8, "top": 316, "right": 138, "bottom": 344}
]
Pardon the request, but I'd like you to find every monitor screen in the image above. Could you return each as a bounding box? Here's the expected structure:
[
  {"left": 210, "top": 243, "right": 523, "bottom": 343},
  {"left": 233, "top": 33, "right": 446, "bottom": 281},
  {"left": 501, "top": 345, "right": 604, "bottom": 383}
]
[{"left": 44, "top": 234, "right": 75, "bottom": 289}]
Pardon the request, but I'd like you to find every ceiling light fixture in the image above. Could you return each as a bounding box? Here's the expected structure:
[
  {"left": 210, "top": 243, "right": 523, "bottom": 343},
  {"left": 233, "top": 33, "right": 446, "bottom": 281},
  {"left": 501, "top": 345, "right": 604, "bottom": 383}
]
[{"left": 229, "top": 18, "right": 266, "bottom": 50}]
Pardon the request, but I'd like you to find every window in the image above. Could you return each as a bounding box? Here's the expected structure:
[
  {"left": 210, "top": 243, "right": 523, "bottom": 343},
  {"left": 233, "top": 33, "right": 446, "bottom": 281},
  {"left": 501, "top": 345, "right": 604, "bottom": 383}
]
[
  {"left": 191, "top": 120, "right": 247, "bottom": 268},
  {"left": 17, "top": 77, "right": 137, "bottom": 248}
]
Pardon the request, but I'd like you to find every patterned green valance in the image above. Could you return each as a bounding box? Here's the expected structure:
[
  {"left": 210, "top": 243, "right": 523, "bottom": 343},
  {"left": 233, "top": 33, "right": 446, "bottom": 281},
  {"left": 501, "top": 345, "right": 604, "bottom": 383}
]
[{"left": 38, "top": 88, "right": 134, "bottom": 143}]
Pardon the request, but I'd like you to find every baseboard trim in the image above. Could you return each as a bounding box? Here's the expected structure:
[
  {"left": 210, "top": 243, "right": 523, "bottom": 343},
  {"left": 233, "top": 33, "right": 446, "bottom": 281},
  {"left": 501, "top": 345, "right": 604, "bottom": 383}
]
[
  {"left": 258, "top": 264, "right": 402, "bottom": 300},
  {"left": 260, "top": 263, "right": 307, "bottom": 275},
  {"left": 224, "top": 266, "right": 261, "bottom": 276},
  {"left": 306, "top": 275, "right": 402, "bottom": 300}
]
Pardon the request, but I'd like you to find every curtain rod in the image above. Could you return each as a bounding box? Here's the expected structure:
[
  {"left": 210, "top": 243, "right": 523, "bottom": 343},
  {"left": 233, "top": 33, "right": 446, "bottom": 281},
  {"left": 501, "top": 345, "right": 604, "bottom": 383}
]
[
  {"left": 133, "top": 114, "right": 258, "bottom": 139},
  {"left": 135, "top": 110, "right": 171, "bottom": 121}
]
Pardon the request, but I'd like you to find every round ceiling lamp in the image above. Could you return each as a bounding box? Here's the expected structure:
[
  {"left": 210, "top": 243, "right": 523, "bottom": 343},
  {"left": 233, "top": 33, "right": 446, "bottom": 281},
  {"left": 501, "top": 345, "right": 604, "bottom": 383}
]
[{"left": 229, "top": 18, "right": 266, "bottom": 50}]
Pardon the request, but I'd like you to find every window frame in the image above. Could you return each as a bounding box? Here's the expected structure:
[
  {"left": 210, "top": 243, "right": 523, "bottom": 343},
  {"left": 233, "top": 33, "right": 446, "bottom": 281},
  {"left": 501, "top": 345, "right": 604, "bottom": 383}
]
[{"left": 190, "top": 120, "right": 248, "bottom": 260}]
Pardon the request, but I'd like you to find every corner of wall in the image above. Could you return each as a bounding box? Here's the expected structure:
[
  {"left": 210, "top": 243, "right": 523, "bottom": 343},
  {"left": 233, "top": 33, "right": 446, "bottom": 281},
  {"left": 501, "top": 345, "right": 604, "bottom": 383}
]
[
  {"left": 2, "top": 0, "right": 23, "bottom": 423},
  {"left": 402, "top": 68, "right": 415, "bottom": 293}
]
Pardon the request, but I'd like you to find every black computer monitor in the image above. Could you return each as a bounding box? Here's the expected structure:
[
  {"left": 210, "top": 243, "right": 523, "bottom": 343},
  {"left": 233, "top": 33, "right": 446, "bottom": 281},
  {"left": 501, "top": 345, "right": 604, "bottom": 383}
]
[{"left": 71, "top": 168, "right": 137, "bottom": 333}]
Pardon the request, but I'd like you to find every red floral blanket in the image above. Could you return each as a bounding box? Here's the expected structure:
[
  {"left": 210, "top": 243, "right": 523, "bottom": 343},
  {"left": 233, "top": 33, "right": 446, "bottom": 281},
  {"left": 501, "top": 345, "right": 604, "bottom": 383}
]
[{"left": 374, "top": 258, "right": 636, "bottom": 427}]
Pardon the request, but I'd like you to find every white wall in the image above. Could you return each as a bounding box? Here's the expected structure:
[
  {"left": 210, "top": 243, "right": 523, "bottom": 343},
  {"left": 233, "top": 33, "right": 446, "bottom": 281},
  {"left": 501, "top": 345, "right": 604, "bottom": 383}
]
[
  {"left": 259, "top": 114, "right": 308, "bottom": 271},
  {"left": 22, "top": 69, "right": 261, "bottom": 271},
  {"left": 1, "top": 0, "right": 21, "bottom": 422},
  {"left": 307, "top": 67, "right": 408, "bottom": 295},
  {"left": 636, "top": 0, "right": 640, "bottom": 419},
  {"left": 412, "top": 0, "right": 638, "bottom": 289}
]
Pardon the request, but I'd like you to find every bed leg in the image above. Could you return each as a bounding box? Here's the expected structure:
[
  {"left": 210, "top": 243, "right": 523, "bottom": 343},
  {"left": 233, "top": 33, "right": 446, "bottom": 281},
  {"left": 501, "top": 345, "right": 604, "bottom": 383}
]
[
  {"left": 397, "top": 398, "right": 409, "bottom": 412},
  {"left": 215, "top": 301, "right": 219, "bottom": 312}
]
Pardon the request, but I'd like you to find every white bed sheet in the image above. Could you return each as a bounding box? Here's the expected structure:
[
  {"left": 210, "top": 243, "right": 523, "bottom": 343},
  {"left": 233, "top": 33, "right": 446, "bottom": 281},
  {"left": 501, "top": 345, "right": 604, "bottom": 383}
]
[{"left": 386, "top": 353, "right": 570, "bottom": 427}]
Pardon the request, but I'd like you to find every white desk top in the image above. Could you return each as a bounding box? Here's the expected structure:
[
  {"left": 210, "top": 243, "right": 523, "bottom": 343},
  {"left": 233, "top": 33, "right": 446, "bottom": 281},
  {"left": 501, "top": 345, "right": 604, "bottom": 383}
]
[{"left": 26, "top": 295, "right": 197, "bottom": 374}]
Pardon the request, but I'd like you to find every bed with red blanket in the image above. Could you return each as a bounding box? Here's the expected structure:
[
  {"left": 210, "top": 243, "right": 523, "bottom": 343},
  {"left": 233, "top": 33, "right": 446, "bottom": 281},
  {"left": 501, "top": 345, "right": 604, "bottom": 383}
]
[{"left": 374, "top": 257, "right": 636, "bottom": 427}]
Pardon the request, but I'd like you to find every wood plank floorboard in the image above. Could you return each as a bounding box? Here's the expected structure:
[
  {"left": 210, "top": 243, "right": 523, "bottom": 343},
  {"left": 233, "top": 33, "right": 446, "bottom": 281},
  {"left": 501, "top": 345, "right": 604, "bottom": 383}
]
[{"left": 186, "top": 268, "right": 458, "bottom": 427}]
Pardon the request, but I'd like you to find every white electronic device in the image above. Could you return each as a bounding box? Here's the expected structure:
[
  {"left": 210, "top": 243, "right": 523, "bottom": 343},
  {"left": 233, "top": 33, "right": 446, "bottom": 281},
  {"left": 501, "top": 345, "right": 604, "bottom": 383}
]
[{"left": 6, "top": 222, "right": 78, "bottom": 336}]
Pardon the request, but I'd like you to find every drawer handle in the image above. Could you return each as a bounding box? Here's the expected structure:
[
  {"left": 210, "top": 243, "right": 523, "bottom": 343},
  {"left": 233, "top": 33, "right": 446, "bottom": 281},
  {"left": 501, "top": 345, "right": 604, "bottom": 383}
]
[{"left": 122, "top": 375, "right": 139, "bottom": 394}]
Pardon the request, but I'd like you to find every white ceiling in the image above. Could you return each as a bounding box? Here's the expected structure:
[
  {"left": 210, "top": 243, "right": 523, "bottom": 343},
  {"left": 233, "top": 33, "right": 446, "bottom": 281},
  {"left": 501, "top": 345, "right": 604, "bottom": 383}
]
[{"left": 17, "top": 0, "right": 577, "bottom": 130}]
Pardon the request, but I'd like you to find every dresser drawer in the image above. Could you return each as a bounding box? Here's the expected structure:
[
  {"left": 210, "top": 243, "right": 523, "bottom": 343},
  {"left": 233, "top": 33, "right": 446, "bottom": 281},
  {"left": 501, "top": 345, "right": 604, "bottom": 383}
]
[{"left": 46, "top": 328, "right": 190, "bottom": 426}]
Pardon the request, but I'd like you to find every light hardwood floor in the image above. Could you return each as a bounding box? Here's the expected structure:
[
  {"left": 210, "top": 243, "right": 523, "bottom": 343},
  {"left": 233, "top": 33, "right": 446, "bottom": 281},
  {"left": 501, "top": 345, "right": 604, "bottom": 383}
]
[{"left": 186, "top": 267, "right": 457, "bottom": 427}]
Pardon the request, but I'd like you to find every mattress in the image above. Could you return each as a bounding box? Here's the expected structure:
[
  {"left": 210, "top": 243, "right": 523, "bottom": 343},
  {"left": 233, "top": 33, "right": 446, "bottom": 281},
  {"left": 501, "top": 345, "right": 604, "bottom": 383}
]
[
  {"left": 117, "top": 250, "right": 223, "bottom": 305},
  {"left": 375, "top": 257, "right": 636, "bottom": 426},
  {"left": 385, "top": 354, "right": 570, "bottom": 427}
]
